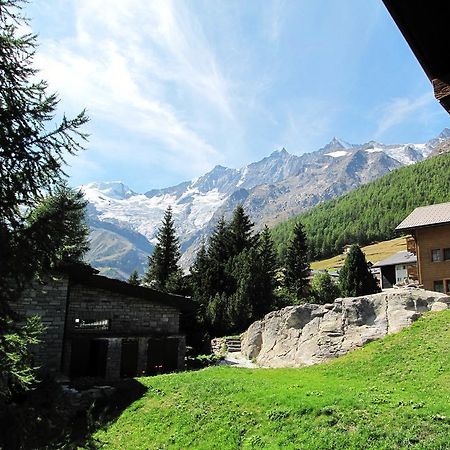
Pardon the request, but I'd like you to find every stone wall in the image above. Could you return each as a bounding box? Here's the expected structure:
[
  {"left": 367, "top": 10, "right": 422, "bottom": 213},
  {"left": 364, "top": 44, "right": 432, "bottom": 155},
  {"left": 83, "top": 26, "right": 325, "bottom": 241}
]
[
  {"left": 14, "top": 274, "right": 186, "bottom": 378},
  {"left": 211, "top": 337, "right": 228, "bottom": 355},
  {"left": 12, "top": 275, "right": 69, "bottom": 373},
  {"left": 211, "top": 337, "right": 241, "bottom": 355},
  {"left": 67, "top": 282, "right": 180, "bottom": 336},
  {"left": 241, "top": 289, "right": 450, "bottom": 368}
]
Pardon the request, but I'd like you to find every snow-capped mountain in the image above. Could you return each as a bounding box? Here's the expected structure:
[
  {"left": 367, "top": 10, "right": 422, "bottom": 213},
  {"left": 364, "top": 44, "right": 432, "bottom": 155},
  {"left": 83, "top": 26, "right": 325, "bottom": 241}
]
[{"left": 82, "top": 130, "right": 449, "bottom": 279}]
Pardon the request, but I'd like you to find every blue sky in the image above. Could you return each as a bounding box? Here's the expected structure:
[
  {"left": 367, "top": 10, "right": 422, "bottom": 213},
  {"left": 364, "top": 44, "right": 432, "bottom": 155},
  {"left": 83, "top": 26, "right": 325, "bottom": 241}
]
[{"left": 26, "top": 0, "right": 450, "bottom": 192}]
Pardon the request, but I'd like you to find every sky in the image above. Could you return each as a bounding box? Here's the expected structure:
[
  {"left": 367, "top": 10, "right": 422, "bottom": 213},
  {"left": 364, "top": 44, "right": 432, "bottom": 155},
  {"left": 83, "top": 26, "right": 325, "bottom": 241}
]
[{"left": 25, "top": 0, "right": 450, "bottom": 192}]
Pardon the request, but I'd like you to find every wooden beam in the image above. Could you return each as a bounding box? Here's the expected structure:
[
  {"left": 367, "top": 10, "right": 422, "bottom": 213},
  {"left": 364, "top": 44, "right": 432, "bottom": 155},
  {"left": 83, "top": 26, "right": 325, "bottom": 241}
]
[
  {"left": 382, "top": 0, "right": 450, "bottom": 116},
  {"left": 432, "top": 76, "right": 450, "bottom": 113}
]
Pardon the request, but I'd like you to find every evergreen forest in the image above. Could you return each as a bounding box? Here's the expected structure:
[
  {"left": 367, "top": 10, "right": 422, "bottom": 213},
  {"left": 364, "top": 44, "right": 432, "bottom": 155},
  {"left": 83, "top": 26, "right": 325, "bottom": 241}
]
[{"left": 271, "top": 153, "right": 450, "bottom": 261}]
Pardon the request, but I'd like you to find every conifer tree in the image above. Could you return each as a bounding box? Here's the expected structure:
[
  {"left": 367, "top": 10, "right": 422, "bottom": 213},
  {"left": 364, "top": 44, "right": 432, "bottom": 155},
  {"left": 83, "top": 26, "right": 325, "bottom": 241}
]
[
  {"left": 228, "top": 204, "right": 258, "bottom": 255},
  {"left": 339, "top": 244, "right": 380, "bottom": 297},
  {"left": 205, "top": 292, "right": 229, "bottom": 336},
  {"left": 25, "top": 185, "right": 90, "bottom": 270},
  {"left": 189, "top": 210, "right": 279, "bottom": 337},
  {"left": 207, "top": 216, "right": 233, "bottom": 295},
  {"left": 128, "top": 270, "right": 141, "bottom": 286},
  {"left": 284, "top": 221, "right": 310, "bottom": 300},
  {"left": 256, "top": 225, "right": 278, "bottom": 315},
  {"left": 0, "top": 0, "right": 88, "bottom": 401},
  {"left": 190, "top": 242, "right": 211, "bottom": 310},
  {"left": 0, "top": 2, "right": 88, "bottom": 228},
  {"left": 144, "top": 206, "right": 181, "bottom": 291},
  {"left": 228, "top": 248, "right": 259, "bottom": 331}
]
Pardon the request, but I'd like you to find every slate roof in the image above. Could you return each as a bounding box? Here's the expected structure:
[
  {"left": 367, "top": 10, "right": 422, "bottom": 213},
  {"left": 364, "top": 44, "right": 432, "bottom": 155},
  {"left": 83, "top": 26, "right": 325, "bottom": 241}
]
[
  {"left": 396, "top": 202, "right": 450, "bottom": 231},
  {"left": 373, "top": 251, "right": 417, "bottom": 268}
]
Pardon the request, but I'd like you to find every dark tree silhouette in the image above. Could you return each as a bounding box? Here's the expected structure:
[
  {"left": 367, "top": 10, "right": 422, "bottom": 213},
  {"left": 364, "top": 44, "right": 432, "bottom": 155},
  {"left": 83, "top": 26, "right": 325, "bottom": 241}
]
[
  {"left": 339, "top": 244, "right": 380, "bottom": 297},
  {"left": 144, "top": 206, "right": 181, "bottom": 291},
  {"left": 284, "top": 221, "right": 310, "bottom": 300}
]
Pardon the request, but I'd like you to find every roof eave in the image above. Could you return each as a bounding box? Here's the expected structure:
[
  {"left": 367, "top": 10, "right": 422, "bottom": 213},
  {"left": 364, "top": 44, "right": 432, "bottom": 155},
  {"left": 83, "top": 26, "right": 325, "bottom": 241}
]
[{"left": 396, "top": 221, "right": 450, "bottom": 232}]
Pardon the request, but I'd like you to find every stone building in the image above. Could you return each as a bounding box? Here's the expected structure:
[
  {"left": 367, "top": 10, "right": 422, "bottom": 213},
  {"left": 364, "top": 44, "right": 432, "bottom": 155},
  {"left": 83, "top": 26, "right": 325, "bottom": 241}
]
[
  {"left": 396, "top": 202, "right": 450, "bottom": 294},
  {"left": 14, "top": 263, "right": 191, "bottom": 380}
]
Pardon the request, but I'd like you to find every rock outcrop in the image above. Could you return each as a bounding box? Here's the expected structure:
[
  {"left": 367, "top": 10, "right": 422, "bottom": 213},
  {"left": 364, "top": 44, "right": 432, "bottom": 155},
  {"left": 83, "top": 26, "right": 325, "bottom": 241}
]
[{"left": 241, "top": 289, "right": 450, "bottom": 367}]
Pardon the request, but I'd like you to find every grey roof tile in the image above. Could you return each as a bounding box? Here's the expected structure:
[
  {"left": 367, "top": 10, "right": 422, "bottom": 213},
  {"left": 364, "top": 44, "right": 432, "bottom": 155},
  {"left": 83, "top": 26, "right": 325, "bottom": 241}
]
[
  {"left": 396, "top": 201, "right": 450, "bottom": 230},
  {"left": 373, "top": 251, "right": 417, "bottom": 267}
]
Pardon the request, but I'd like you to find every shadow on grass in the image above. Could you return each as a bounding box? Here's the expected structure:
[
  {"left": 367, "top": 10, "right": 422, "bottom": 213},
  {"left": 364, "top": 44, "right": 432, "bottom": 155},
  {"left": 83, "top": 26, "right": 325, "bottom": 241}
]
[{"left": 0, "top": 378, "right": 148, "bottom": 449}]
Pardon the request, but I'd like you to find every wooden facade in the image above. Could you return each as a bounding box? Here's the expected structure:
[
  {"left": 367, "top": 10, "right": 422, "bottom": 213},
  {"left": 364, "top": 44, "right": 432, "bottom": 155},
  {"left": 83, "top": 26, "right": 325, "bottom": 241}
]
[{"left": 414, "top": 223, "right": 450, "bottom": 294}]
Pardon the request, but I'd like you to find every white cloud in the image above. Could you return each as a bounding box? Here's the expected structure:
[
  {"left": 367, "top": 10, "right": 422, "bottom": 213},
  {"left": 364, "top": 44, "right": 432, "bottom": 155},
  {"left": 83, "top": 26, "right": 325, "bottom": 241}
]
[
  {"left": 34, "top": 0, "right": 235, "bottom": 178},
  {"left": 374, "top": 93, "right": 435, "bottom": 138},
  {"left": 279, "top": 99, "right": 338, "bottom": 153}
]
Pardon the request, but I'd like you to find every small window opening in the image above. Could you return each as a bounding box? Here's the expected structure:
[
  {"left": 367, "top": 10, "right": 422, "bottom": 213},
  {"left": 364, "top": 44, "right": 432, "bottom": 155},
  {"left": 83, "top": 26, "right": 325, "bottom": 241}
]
[{"left": 74, "top": 318, "right": 110, "bottom": 330}]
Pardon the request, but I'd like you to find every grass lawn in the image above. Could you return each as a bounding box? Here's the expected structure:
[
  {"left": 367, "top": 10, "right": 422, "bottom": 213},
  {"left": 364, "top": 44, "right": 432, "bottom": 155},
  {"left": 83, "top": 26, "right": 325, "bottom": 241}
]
[
  {"left": 311, "top": 236, "right": 408, "bottom": 271},
  {"left": 93, "top": 310, "right": 450, "bottom": 449}
]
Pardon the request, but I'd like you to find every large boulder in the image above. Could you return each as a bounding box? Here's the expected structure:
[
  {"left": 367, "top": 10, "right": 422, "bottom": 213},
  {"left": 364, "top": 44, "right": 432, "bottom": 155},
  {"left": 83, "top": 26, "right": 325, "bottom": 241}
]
[{"left": 241, "top": 289, "right": 450, "bottom": 367}]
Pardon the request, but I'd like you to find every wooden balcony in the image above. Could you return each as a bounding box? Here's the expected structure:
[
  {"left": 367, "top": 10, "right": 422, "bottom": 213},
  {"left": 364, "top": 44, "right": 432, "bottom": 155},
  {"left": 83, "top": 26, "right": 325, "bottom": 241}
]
[{"left": 406, "top": 236, "right": 416, "bottom": 254}]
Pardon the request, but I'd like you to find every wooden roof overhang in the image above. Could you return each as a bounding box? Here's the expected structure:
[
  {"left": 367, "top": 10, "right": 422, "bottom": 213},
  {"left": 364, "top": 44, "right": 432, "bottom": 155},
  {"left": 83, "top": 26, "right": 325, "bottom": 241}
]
[{"left": 382, "top": 1, "right": 450, "bottom": 115}]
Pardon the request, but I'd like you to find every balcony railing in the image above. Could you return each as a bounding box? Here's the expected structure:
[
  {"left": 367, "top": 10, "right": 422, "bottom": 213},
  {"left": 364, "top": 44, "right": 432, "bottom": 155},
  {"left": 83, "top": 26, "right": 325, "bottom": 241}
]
[{"left": 406, "top": 236, "right": 416, "bottom": 254}]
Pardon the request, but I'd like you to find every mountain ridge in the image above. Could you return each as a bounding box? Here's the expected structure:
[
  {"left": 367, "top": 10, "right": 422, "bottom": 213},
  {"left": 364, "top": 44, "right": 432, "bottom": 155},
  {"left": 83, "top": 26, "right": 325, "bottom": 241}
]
[{"left": 81, "top": 130, "right": 450, "bottom": 279}]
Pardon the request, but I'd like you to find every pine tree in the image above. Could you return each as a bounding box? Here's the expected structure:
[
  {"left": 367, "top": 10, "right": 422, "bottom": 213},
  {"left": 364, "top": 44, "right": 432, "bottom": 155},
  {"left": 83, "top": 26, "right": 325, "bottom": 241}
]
[
  {"left": 190, "top": 211, "right": 278, "bottom": 337},
  {"left": 190, "top": 242, "right": 211, "bottom": 309},
  {"left": 128, "top": 270, "right": 141, "bottom": 286},
  {"left": 205, "top": 292, "right": 229, "bottom": 336},
  {"left": 339, "top": 244, "right": 380, "bottom": 297},
  {"left": 25, "top": 185, "right": 90, "bottom": 270},
  {"left": 143, "top": 206, "right": 181, "bottom": 291},
  {"left": 284, "top": 221, "right": 310, "bottom": 300},
  {"left": 228, "top": 204, "right": 258, "bottom": 256},
  {"left": 206, "top": 217, "right": 233, "bottom": 295},
  {"left": 256, "top": 225, "right": 278, "bottom": 315},
  {"left": 228, "top": 248, "right": 259, "bottom": 331},
  {"left": 0, "top": 0, "right": 88, "bottom": 401},
  {"left": 0, "top": 2, "right": 88, "bottom": 227}
]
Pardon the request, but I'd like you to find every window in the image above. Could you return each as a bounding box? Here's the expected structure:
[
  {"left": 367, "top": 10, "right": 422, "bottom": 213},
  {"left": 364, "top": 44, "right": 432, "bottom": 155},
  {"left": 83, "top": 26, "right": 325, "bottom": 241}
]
[
  {"left": 444, "top": 248, "right": 450, "bottom": 261},
  {"left": 433, "top": 280, "right": 444, "bottom": 293},
  {"left": 431, "top": 249, "right": 442, "bottom": 262},
  {"left": 74, "top": 318, "right": 110, "bottom": 330}
]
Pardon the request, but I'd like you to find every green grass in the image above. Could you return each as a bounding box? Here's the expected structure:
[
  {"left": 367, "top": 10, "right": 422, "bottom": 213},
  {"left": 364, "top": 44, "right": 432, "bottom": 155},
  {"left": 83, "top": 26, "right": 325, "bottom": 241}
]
[{"left": 93, "top": 311, "right": 450, "bottom": 449}]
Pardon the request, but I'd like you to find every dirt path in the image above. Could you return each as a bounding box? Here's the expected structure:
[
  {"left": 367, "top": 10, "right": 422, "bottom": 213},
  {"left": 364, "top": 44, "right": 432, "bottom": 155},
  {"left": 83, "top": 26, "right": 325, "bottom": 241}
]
[{"left": 218, "top": 352, "right": 259, "bottom": 368}]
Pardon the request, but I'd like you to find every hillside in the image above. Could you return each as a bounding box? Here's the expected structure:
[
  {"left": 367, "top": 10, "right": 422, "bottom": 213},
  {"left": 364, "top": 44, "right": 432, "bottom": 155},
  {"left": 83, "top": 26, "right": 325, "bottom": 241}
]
[
  {"left": 272, "top": 152, "right": 450, "bottom": 261},
  {"left": 311, "top": 236, "right": 407, "bottom": 270},
  {"left": 93, "top": 310, "right": 450, "bottom": 449},
  {"left": 82, "top": 130, "right": 450, "bottom": 277}
]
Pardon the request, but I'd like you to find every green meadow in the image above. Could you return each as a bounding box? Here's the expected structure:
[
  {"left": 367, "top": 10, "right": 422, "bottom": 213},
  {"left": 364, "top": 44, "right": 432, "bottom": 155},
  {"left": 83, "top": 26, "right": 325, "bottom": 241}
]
[{"left": 93, "top": 310, "right": 450, "bottom": 449}]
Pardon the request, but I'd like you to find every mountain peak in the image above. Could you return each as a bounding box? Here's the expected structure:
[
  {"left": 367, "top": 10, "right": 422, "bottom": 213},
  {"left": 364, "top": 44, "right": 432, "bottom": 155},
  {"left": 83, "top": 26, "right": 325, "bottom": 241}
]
[
  {"left": 438, "top": 128, "right": 450, "bottom": 139},
  {"left": 270, "top": 147, "right": 290, "bottom": 157},
  {"left": 212, "top": 164, "right": 228, "bottom": 171},
  {"left": 82, "top": 181, "right": 135, "bottom": 200},
  {"left": 323, "top": 137, "right": 353, "bottom": 150}
]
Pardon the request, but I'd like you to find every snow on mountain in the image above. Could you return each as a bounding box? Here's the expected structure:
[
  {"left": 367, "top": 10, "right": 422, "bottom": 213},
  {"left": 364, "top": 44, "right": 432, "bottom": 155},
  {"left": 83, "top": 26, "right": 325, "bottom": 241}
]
[
  {"left": 82, "top": 180, "right": 228, "bottom": 246},
  {"left": 360, "top": 141, "right": 431, "bottom": 166},
  {"left": 83, "top": 181, "right": 136, "bottom": 200},
  {"left": 325, "top": 150, "right": 349, "bottom": 158},
  {"left": 82, "top": 130, "right": 450, "bottom": 278}
]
